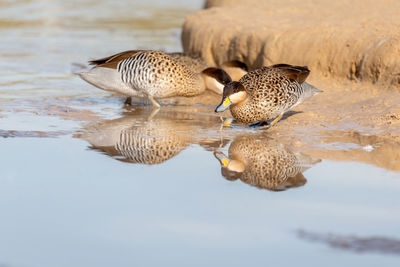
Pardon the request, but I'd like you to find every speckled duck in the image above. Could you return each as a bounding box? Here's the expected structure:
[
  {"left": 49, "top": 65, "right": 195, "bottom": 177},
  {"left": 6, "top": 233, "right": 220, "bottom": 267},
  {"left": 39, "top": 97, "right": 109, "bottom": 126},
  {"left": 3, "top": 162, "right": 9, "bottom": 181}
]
[
  {"left": 215, "top": 64, "right": 321, "bottom": 128},
  {"left": 79, "top": 50, "right": 232, "bottom": 107}
]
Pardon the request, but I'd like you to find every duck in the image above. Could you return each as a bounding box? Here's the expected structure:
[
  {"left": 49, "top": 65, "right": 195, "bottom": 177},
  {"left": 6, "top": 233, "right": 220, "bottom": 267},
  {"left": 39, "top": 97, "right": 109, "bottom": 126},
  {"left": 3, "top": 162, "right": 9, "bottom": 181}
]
[
  {"left": 78, "top": 50, "right": 232, "bottom": 108},
  {"left": 214, "top": 133, "right": 320, "bottom": 191},
  {"left": 214, "top": 64, "right": 321, "bottom": 128}
]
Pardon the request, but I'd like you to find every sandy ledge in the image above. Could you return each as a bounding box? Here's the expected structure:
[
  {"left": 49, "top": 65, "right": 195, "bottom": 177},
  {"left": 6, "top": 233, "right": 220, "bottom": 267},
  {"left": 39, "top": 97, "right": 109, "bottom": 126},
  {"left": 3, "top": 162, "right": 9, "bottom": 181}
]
[{"left": 183, "top": 0, "right": 400, "bottom": 88}]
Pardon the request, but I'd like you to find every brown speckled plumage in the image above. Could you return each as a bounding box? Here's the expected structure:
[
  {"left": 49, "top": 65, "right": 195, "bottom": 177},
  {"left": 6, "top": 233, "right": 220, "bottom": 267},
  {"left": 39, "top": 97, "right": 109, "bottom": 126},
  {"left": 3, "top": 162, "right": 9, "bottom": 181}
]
[
  {"left": 115, "top": 122, "right": 187, "bottom": 164},
  {"left": 115, "top": 50, "right": 206, "bottom": 98},
  {"left": 222, "top": 64, "right": 320, "bottom": 124},
  {"left": 168, "top": 52, "right": 208, "bottom": 73},
  {"left": 80, "top": 50, "right": 232, "bottom": 107},
  {"left": 216, "top": 134, "right": 320, "bottom": 191}
]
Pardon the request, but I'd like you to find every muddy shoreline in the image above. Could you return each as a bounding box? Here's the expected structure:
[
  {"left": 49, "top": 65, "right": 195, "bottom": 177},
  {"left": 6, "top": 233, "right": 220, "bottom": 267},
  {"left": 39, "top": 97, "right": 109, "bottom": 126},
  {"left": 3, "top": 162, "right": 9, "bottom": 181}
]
[{"left": 178, "top": 0, "right": 400, "bottom": 154}]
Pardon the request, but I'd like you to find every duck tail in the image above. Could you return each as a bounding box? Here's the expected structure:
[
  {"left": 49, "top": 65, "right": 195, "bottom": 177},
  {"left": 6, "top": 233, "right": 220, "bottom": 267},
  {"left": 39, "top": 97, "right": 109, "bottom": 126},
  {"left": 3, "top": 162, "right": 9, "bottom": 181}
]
[
  {"left": 71, "top": 62, "right": 89, "bottom": 75},
  {"left": 302, "top": 82, "right": 323, "bottom": 96},
  {"left": 294, "top": 152, "right": 321, "bottom": 171}
]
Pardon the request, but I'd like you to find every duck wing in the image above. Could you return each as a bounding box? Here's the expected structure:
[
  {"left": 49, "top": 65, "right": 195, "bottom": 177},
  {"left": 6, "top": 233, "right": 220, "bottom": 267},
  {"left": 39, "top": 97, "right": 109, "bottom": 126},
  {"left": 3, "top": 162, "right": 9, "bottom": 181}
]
[
  {"left": 271, "top": 64, "right": 310, "bottom": 84},
  {"left": 89, "top": 50, "right": 144, "bottom": 69}
]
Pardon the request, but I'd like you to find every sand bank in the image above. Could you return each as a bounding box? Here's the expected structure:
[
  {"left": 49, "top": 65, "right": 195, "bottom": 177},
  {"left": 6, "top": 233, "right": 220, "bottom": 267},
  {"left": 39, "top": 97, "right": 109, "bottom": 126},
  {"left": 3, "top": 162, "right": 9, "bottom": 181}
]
[
  {"left": 183, "top": 0, "right": 400, "bottom": 87},
  {"left": 181, "top": 0, "right": 400, "bottom": 138}
]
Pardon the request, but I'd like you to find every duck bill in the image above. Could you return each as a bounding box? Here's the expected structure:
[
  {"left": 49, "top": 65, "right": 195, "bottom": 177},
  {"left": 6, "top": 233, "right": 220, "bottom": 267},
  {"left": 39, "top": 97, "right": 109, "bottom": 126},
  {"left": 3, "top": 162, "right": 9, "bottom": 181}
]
[
  {"left": 215, "top": 97, "right": 231, "bottom": 112},
  {"left": 213, "top": 151, "right": 229, "bottom": 167}
]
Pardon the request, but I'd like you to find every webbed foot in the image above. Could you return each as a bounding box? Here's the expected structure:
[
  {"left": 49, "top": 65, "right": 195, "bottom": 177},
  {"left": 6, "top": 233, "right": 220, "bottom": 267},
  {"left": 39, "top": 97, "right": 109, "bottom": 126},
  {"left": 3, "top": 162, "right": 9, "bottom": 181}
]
[{"left": 259, "top": 114, "right": 283, "bottom": 130}]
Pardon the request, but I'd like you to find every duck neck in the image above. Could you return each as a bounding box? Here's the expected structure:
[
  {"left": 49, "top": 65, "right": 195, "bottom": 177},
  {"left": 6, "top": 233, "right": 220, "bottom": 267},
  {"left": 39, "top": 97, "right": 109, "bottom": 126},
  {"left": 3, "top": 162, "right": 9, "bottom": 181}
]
[
  {"left": 231, "top": 91, "right": 249, "bottom": 109},
  {"left": 230, "top": 95, "right": 253, "bottom": 123},
  {"left": 177, "top": 73, "right": 206, "bottom": 97},
  {"left": 201, "top": 73, "right": 225, "bottom": 95}
]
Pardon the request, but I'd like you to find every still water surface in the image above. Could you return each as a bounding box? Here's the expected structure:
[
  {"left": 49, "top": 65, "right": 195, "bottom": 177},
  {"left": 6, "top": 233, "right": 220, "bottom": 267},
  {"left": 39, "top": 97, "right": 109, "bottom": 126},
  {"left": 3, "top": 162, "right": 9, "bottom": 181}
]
[{"left": 1, "top": 1, "right": 400, "bottom": 267}]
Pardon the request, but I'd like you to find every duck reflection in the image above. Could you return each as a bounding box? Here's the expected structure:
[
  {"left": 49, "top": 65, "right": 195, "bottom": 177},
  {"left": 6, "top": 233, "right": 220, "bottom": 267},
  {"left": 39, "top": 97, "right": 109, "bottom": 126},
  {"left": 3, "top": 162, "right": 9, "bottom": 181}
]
[
  {"left": 80, "top": 106, "right": 229, "bottom": 164},
  {"left": 113, "top": 122, "right": 187, "bottom": 164},
  {"left": 214, "top": 133, "right": 320, "bottom": 191}
]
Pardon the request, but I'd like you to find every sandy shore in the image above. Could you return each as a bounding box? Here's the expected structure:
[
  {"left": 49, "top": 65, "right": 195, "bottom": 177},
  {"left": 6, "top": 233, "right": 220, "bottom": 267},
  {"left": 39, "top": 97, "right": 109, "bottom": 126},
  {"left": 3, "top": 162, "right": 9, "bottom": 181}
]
[
  {"left": 179, "top": 0, "right": 400, "bottom": 144},
  {"left": 177, "top": 0, "right": 400, "bottom": 170}
]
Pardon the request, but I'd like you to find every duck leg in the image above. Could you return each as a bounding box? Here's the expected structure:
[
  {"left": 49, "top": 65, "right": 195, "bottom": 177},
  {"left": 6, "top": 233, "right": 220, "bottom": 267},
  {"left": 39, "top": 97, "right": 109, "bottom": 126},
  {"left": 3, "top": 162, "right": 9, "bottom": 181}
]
[
  {"left": 260, "top": 114, "right": 283, "bottom": 130},
  {"left": 146, "top": 95, "right": 161, "bottom": 120},
  {"left": 148, "top": 95, "right": 161, "bottom": 108},
  {"left": 147, "top": 108, "right": 160, "bottom": 121},
  {"left": 249, "top": 121, "right": 269, "bottom": 128},
  {"left": 124, "top": 97, "right": 132, "bottom": 105}
]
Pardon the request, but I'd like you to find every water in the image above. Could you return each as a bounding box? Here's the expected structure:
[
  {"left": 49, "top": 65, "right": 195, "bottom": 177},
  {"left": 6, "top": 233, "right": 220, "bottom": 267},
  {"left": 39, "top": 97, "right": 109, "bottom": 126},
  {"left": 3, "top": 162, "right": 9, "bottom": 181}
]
[{"left": 1, "top": 1, "right": 400, "bottom": 266}]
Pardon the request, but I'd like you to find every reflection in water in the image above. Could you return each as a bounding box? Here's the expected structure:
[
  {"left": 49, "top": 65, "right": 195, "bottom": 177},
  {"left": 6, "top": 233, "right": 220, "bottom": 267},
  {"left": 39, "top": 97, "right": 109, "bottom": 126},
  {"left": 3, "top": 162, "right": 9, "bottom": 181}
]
[
  {"left": 214, "top": 133, "right": 320, "bottom": 191},
  {"left": 298, "top": 230, "right": 400, "bottom": 255},
  {"left": 79, "top": 106, "right": 228, "bottom": 164},
  {"left": 112, "top": 120, "right": 188, "bottom": 164}
]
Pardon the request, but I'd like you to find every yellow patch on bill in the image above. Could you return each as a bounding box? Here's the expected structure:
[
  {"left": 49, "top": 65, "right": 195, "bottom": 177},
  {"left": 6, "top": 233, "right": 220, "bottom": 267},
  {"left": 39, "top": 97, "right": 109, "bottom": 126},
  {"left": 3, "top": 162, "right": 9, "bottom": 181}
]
[
  {"left": 221, "top": 158, "right": 229, "bottom": 167},
  {"left": 223, "top": 97, "right": 231, "bottom": 106}
]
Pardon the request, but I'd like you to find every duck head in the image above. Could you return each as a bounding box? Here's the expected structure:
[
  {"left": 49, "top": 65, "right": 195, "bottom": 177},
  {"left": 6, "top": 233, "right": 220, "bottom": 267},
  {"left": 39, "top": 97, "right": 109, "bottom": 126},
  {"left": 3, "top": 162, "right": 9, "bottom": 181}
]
[
  {"left": 201, "top": 67, "right": 232, "bottom": 95},
  {"left": 215, "top": 81, "right": 247, "bottom": 112},
  {"left": 213, "top": 151, "right": 245, "bottom": 173}
]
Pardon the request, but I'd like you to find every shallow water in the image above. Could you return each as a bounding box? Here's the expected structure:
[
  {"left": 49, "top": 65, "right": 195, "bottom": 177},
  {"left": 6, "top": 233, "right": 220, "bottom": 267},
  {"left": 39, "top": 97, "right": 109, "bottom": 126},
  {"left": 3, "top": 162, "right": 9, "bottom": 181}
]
[{"left": 1, "top": 1, "right": 400, "bottom": 267}]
